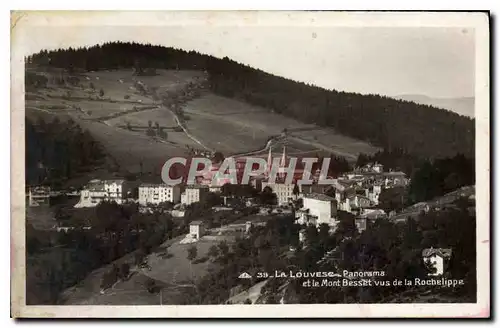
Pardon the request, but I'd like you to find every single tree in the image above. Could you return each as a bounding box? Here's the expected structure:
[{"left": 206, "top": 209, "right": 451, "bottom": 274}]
[
  {"left": 217, "top": 240, "right": 230, "bottom": 258},
  {"left": 207, "top": 245, "right": 219, "bottom": 259},
  {"left": 119, "top": 263, "right": 130, "bottom": 280},
  {"left": 187, "top": 245, "right": 198, "bottom": 262},
  {"left": 145, "top": 278, "right": 158, "bottom": 294}
]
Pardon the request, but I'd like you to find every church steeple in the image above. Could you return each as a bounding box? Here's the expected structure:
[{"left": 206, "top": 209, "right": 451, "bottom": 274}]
[
  {"left": 267, "top": 146, "right": 273, "bottom": 175},
  {"left": 280, "top": 145, "right": 287, "bottom": 168}
]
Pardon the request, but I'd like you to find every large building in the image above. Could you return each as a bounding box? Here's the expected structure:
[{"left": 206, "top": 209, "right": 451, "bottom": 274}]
[
  {"left": 181, "top": 185, "right": 209, "bottom": 205},
  {"left": 296, "top": 193, "right": 338, "bottom": 227},
  {"left": 138, "top": 183, "right": 181, "bottom": 205},
  {"left": 261, "top": 181, "right": 299, "bottom": 206},
  {"left": 75, "top": 179, "right": 131, "bottom": 208}
]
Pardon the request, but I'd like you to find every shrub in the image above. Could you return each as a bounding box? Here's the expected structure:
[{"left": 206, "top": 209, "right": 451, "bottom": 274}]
[{"left": 192, "top": 256, "right": 208, "bottom": 264}]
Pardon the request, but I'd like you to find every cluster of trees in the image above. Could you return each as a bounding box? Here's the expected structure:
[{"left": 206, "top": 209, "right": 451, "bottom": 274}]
[
  {"left": 290, "top": 199, "right": 476, "bottom": 303},
  {"left": 408, "top": 154, "right": 475, "bottom": 204},
  {"left": 26, "top": 201, "right": 182, "bottom": 304},
  {"left": 25, "top": 71, "right": 49, "bottom": 90},
  {"left": 310, "top": 154, "right": 351, "bottom": 177},
  {"left": 181, "top": 216, "right": 299, "bottom": 304},
  {"left": 145, "top": 120, "right": 168, "bottom": 139},
  {"left": 356, "top": 148, "right": 419, "bottom": 176},
  {"left": 27, "top": 42, "right": 474, "bottom": 160},
  {"left": 25, "top": 117, "right": 105, "bottom": 187},
  {"left": 355, "top": 149, "right": 475, "bottom": 207},
  {"left": 378, "top": 186, "right": 408, "bottom": 213},
  {"left": 178, "top": 195, "right": 475, "bottom": 304},
  {"left": 26, "top": 70, "right": 81, "bottom": 91},
  {"left": 100, "top": 262, "right": 130, "bottom": 290}
]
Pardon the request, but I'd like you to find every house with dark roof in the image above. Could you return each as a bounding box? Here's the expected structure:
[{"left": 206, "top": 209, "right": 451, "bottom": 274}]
[{"left": 422, "top": 247, "right": 453, "bottom": 276}]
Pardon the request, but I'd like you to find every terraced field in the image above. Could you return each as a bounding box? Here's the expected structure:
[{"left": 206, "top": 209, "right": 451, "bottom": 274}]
[
  {"left": 105, "top": 107, "right": 201, "bottom": 149},
  {"left": 25, "top": 69, "right": 206, "bottom": 173}
]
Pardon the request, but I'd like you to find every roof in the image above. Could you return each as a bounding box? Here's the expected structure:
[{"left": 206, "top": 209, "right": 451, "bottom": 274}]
[
  {"left": 383, "top": 171, "right": 407, "bottom": 177},
  {"left": 304, "top": 193, "right": 334, "bottom": 202},
  {"left": 87, "top": 180, "right": 105, "bottom": 190},
  {"left": 139, "top": 183, "right": 177, "bottom": 188},
  {"left": 190, "top": 220, "right": 204, "bottom": 225},
  {"left": 104, "top": 179, "right": 126, "bottom": 184},
  {"left": 422, "top": 248, "right": 453, "bottom": 258},
  {"left": 185, "top": 184, "right": 210, "bottom": 189},
  {"left": 358, "top": 210, "right": 387, "bottom": 219},
  {"left": 301, "top": 184, "right": 329, "bottom": 194},
  {"left": 348, "top": 194, "right": 371, "bottom": 201}
]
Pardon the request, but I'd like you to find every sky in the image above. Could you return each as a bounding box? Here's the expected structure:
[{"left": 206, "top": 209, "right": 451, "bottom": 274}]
[{"left": 20, "top": 19, "right": 476, "bottom": 99}]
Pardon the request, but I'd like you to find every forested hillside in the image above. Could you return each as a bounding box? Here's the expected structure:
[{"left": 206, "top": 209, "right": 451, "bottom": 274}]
[
  {"left": 25, "top": 117, "right": 105, "bottom": 187},
  {"left": 27, "top": 42, "right": 475, "bottom": 159}
]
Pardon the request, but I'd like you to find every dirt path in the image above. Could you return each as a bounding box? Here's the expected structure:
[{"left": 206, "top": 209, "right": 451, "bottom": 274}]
[
  {"left": 287, "top": 135, "right": 358, "bottom": 161},
  {"left": 163, "top": 105, "right": 213, "bottom": 152}
]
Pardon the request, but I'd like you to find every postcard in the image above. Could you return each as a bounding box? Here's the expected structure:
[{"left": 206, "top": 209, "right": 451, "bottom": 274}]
[{"left": 11, "top": 10, "right": 490, "bottom": 318}]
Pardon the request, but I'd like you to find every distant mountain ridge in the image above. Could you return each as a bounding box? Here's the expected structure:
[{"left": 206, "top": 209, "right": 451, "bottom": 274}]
[{"left": 395, "top": 95, "right": 475, "bottom": 118}]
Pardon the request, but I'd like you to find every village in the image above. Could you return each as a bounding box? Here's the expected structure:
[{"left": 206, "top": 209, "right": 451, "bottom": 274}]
[
  {"left": 29, "top": 148, "right": 408, "bottom": 231},
  {"left": 27, "top": 142, "right": 468, "bottom": 296}
]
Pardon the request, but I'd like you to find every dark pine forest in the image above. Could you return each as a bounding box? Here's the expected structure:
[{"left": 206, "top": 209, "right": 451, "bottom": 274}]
[{"left": 27, "top": 42, "right": 475, "bottom": 161}]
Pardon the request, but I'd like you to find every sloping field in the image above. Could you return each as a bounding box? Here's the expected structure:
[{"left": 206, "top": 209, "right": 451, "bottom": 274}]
[
  {"left": 78, "top": 120, "right": 188, "bottom": 174},
  {"left": 84, "top": 69, "right": 206, "bottom": 99},
  {"left": 105, "top": 107, "right": 201, "bottom": 149},
  {"left": 183, "top": 94, "right": 380, "bottom": 159},
  {"left": 26, "top": 68, "right": 378, "bottom": 174},
  {"left": 27, "top": 99, "right": 141, "bottom": 119},
  {"left": 61, "top": 232, "right": 236, "bottom": 305},
  {"left": 144, "top": 235, "right": 234, "bottom": 284},
  {"left": 25, "top": 69, "right": 207, "bottom": 173}
]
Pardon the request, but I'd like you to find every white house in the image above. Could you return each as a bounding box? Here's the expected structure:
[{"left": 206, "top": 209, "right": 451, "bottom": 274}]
[
  {"left": 422, "top": 247, "right": 453, "bottom": 276},
  {"left": 339, "top": 194, "right": 372, "bottom": 213},
  {"left": 75, "top": 179, "right": 131, "bottom": 208},
  {"left": 181, "top": 185, "right": 209, "bottom": 205},
  {"left": 138, "top": 183, "right": 181, "bottom": 205},
  {"left": 382, "top": 171, "right": 409, "bottom": 187},
  {"left": 28, "top": 186, "right": 51, "bottom": 207},
  {"left": 296, "top": 193, "right": 338, "bottom": 228},
  {"left": 298, "top": 229, "right": 307, "bottom": 244},
  {"left": 365, "top": 185, "right": 383, "bottom": 205},
  {"left": 372, "top": 163, "right": 384, "bottom": 173},
  {"left": 209, "top": 185, "right": 222, "bottom": 193},
  {"left": 189, "top": 220, "right": 205, "bottom": 240}
]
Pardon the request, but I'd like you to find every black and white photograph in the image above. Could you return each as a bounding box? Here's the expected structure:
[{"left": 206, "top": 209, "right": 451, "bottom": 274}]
[{"left": 10, "top": 11, "right": 490, "bottom": 318}]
